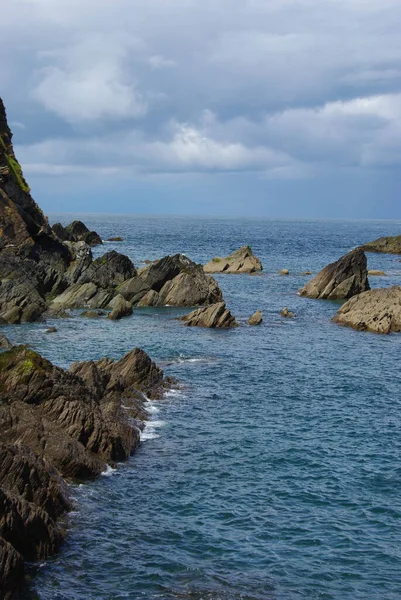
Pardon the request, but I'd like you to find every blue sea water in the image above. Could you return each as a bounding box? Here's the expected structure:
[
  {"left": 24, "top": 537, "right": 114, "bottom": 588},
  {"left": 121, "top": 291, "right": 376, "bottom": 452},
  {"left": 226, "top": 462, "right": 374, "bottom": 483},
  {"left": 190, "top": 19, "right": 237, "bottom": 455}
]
[{"left": 7, "top": 216, "right": 401, "bottom": 600}]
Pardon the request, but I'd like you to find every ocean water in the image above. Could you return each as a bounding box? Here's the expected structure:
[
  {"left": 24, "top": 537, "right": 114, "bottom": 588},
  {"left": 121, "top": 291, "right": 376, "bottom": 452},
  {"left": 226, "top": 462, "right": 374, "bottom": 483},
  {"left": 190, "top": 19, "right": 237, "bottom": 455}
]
[{"left": 7, "top": 216, "right": 401, "bottom": 600}]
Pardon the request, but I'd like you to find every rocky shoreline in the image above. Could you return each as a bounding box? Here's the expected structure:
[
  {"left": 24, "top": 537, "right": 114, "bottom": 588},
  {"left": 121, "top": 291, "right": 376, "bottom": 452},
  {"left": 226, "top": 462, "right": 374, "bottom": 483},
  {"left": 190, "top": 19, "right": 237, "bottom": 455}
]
[{"left": 1, "top": 93, "right": 401, "bottom": 598}]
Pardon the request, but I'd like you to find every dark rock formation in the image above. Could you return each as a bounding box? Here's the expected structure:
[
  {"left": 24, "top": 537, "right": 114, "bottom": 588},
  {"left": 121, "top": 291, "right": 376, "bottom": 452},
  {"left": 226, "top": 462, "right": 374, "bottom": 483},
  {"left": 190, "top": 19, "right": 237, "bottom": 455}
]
[
  {"left": 248, "top": 310, "right": 263, "bottom": 325},
  {"left": 107, "top": 236, "right": 123, "bottom": 242},
  {"left": 108, "top": 295, "right": 133, "bottom": 320},
  {"left": 204, "top": 246, "right": 263, "bottom": 274},
  {"left": 0, "top": 344, "right": 170, "bottom": 596},
  {"left": 332, "top": 286, "right": 401, "bottom": 334},
  {"left": 53, "top": 221, "right": 102, "bottom": 247},
  {"left": 181, "top": 302, "right": 237, "bottom": 328},
  {"left": 119, "top": 254, "right": 223, "bottom": 307},
  {"left": 360, "top": 234, "right": 401, "bottom": 254},
  {"left": 299, "top": 249, "right": 370, "bottom": 300},
  {"left": 0, "top": 335, "right": 13, "bottom": 349},
  {"left": 77, "top": 250, "right": 137, "bottom": 289}
]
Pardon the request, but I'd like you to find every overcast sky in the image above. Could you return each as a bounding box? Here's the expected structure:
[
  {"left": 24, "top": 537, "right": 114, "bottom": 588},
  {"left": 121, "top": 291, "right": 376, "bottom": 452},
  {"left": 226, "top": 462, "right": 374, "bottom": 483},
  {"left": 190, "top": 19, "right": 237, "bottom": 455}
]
[{"left": 2, "top": 0, "right": 401, "bottom": 218}]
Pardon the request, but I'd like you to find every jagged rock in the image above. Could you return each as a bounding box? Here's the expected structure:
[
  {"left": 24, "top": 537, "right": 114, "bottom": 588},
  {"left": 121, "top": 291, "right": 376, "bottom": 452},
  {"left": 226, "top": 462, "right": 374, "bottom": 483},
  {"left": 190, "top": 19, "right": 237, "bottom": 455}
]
[
  {"left": 248, "top": 310, "right": 263, "bottom": 325},
  {"left": 107, "top": 236, "right": 123, "bottom": 242},
  {"left": 281, "top": 307, "right": 295, "bottom": 318},
  {"left": 137, "top": 290, "right": 161, "bottom": 306},
  {"left": 0, "top": 343, "right": 171, "bottom": 596},
  {"left": 50, "top": 282, "right": 98, "bottom": 309},
  {"left": 108, "top": 295, "right": 133, "bottom": 320},
  {"left": 368, "top": 270, "right": 387, "bottom": 276},
  {"left": 0, "top": 278, "right": 47, "bottom": 324},
  {"left": 119, "top": 254, "right": 223, "bottom": 307},
  {"left": 280, "top": 269, "right": 289, "bottom": 275},
  {"left": 77, "top": 250, "right": 137, "bottom": 289},
  {"left": 299, "top": 249, "right": 370, "bottom": 300},
  {"left": 204, "top": 246, "right": 263, "bottom": 274},
  {"left": 332, "top": 285, "right": 401, "bottom": 334},
  {"left": 360, "top": 234, "right": 401, "bottom": 254},
  {"left": 65, "top": 221, "right": 102, "bottom": 247},
  {"left": 0, "top": 335, "right": 13, "bottom": 349},
  {"left": 181, "top": 302, "right": 237, "bottom": 328},
  {"left": 64, "top": 241, "right": 93, "bottom": 285}
]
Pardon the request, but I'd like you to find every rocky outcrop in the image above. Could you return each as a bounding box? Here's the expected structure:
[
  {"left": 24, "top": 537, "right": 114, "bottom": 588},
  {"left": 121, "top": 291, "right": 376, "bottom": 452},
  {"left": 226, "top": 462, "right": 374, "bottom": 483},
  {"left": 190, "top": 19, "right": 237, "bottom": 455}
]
[
  {"left": 299, "top": 249, "right": 370, "bottom": 300},
  {"left": 181, "top": 302, "right": 237, "bottom": 328},
  {"left": 53, "top": 221, "right": 102, "bottom": 247},
  {"left": 107, "top": 236, "right": 123, "bottom": 242},
  {"left": 204, "top": 246, "right": 262, "bottom": 274},
  {"left": 360, "top": 234, "right": 401, "bottom": 254},
  {"left": 332, "top": 286, "right": 401, "bottom": 334},
  {"left": 0, "top": 335, "right": 13, "bottom": 349},
  {"left": 248, "top": 310, "right": 263, "bottom": 325},
  {"left": 0, "top": 344, "right": 170, "bottom": 597},
  {"left": 107, "top": 295, "right": 133, "bottom": 320},
  {"left": 119, "top": 254, "right": 223, "bottom": 307}
]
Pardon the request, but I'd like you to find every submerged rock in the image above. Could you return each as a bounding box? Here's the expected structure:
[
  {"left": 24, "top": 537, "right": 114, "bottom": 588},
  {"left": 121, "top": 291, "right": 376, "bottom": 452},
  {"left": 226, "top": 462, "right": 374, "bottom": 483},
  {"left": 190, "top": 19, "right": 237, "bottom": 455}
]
[
  {"left": 368, "top": 270, "right": 387, "bottom": 276},
  {"left": 280, "top": 307, "right": 295, "bottom": 318},
  {"left": 81, "top": 310, "right": 105, "bottom": 318},
  {"left": 360, "top": 234, "right": 401, "bottom": 255},
  {"left": 332, "top": 285, "right": 401, "bottom": 334},
  {"left": 248, "top": 310, "right": 263, "bottom": 325},
  {"left": 107, "top": 236, "right": 123, "bottom": 242},
  {"left": 299, "top": 249, "right": 369, "bottom": 300},
  {"left": 181, "top": 302, "right": 238, "bottom": 328},
  {"left": 204, "top": 246, "right": 263, "bottom": 274},
  {"left": 45, "top": 327, "right": 57, "bottom": 334},
  {"left": 280, "top": 269, "right": 289, "bottom": 275}
]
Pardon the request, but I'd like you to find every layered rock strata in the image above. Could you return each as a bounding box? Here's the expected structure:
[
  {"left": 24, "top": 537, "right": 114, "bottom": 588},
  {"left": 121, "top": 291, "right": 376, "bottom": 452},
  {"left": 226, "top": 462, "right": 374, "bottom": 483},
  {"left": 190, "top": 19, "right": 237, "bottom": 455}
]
[
  {"left": 204, "top": 246, "right": 262, "bottom": 274},
  {"left": 360, "top": 234, "right": 401, "bottom": 254},
  {"left": 299, "top": 249, "right": 370, "bottom": 300},
  {"left": 181, "top": 302, "right": 237, "bottom": 328}
]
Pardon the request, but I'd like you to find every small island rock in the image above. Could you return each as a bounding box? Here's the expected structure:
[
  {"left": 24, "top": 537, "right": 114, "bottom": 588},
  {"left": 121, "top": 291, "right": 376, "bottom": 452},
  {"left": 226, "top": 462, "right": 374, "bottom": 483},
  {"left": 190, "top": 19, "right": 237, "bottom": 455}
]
[
  {"left": 181, "top": 302, "right": 237, "bottom": 328},
  {"left": 280, "top": 269, "right": 289, "bottom": 275},
  {"left": 360, "top": 234, "right": 401, "bottom": 255},
  {"left": 281, "top": 307, "right": 295, "bottom": 318},
  {"left": 299, "top": 249, "right": 369, "bottom": 300},
  {"left": 107, "top": 236, "right": 124, "bottom": 242},
  {"left": 368, "top": 270, "right": 387, "bottom": 276},
  {"left": 332, "top": 285, "right": 401, "bottom": 334},
  {"left": 248, "top": 310, "right": 263, "bottom": 325},
  {"left": 204, "top": 246, "right": 263, "bottom": 274}
]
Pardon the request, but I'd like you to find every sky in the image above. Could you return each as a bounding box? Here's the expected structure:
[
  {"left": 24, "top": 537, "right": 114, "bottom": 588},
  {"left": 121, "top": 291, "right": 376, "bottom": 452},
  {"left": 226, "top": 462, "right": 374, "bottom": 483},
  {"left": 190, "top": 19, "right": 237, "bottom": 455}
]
[{"left": 1, "top": 0, "right": 401, "bottom": 218}]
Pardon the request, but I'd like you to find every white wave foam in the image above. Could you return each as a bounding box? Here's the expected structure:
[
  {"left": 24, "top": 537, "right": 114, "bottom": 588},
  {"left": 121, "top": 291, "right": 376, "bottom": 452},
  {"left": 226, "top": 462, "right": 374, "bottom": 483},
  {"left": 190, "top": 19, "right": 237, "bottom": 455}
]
[
  {"left": 140, "top": 431, "right": 160, "bottom": 441},
  {"left": 101, "top": 464, "right": 117, "bottom": 477}
]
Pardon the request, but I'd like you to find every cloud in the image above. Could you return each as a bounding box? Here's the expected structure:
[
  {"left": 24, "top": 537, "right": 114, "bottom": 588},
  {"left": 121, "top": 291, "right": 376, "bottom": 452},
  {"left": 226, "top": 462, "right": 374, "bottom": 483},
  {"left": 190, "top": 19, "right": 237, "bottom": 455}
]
[{"left": 33, "top": 33, "right": 147, "bottom": 122}]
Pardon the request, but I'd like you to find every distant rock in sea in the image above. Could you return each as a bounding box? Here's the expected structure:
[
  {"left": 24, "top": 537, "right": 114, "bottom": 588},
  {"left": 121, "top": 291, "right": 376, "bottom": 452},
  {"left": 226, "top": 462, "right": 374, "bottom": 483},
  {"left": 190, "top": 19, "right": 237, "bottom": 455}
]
[
  {"left": 360, "top": 234, "right": 401, "bottom": 255},
  {"left": 299, "top": 249, "right": 369, "bottom": 300},
  {"left": 332, "top": 286, "right": 401, "bottom": 334},
  {"left": 204, "top": 246, "right": 262, "bottom": 274},
  {"left": 368, "top": 270, "right": 387, "bottom": 276},
  {"left": 181, "top": 302, "right": 238, "bottom": 328},
  {"left": 280, "top": 307, "right": 295, "bottom": 318},
  {"left": 248, "top": 310, "right": 263, "bottom": 325}
]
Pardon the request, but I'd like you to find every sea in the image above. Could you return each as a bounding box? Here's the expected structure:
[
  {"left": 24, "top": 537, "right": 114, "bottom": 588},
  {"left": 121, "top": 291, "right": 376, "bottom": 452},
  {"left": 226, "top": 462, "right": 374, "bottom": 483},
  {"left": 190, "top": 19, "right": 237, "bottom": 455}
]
[{"left": 5, "top": 215, "right": 401, "bottom": 600}]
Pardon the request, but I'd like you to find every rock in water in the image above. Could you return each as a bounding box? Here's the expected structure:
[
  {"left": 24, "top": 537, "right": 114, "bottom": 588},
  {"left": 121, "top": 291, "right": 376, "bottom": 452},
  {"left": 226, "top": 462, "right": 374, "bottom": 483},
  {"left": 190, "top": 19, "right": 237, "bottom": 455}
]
[
  {"left": 248, "top": 310, "right": 263, "bottom": 325},
  {"left": 181, "top": 302, "right": 238, "bottom": 328},
  {"left": 53, "top": 220, "right": 103, "bottom": 247},
  {"left": 332, "top": 286, "right": 401, "bottom": 334},
  {"left": 204, "top": 246, "right": 263, "bottom": 274},
  {"left": 360, "top": 234, "right": 401, "bottom": 254},
  {"left": 280, "top": 307, "right": 295, "bottom": 318},
  {"left": 107, "top": 236, "right": 124, "bottom": 242},
  {"left": 107, "top": 295, "right": 133, "bottom": 320},
  {"left": 368, "top": 270, "right": 387, "bottom": 276},
  {"left": 0, "top": 344, "right": 170, "bottom": 596},
  {"left": 299, "top": 249, "right": 370, "bottom": 300},
  {"left": 279, "top": 269, "right": 289, "bottom": 275},
  {"left": 119, "top": 254, "right": 223, "bottom": 307}
]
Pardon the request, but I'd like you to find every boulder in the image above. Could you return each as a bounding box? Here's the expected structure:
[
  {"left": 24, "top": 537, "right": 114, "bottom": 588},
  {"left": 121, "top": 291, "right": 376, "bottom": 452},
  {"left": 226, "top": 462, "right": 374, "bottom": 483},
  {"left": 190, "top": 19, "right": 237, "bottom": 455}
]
[
  {"left": 360, "top": 234, "right": 401, "bottom": 254},
  {"left": 107, "top": 236, "right": 123, "bottom": 242},
  {"left": 181, "top": 302, "right": 237, "bottom": 328},
  {"left": 280, "top": 269, "right": 289, "bottom": 275},
  {"left": 299, "top": 249, "right": 370, "bottom": 300},
  {"left": 248, "top": 310, "right": 263, "bottom": 325},
  {"left": 280, "top": 307, "right": 295, "bottom": 318},
  {"left": 332, "top": 285, "right": 401, "bottom": 334},
  {"left": 107, "top": 295, "right": 133, "bottom": 320},
  {"left": 119, "top": 254, "right": 223, "bottom": 307},
  {"left": 301, "top": 270, "right": 312, "bottom": 275},
  {"left": 204, "top": 246, "right": 263, "bottom": 274},
  {"left": 368, "top": 270, "right": 387, "bottom": 276},
  {"left": 45, "top": 327, "right": 57, "bottom": 334}
]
